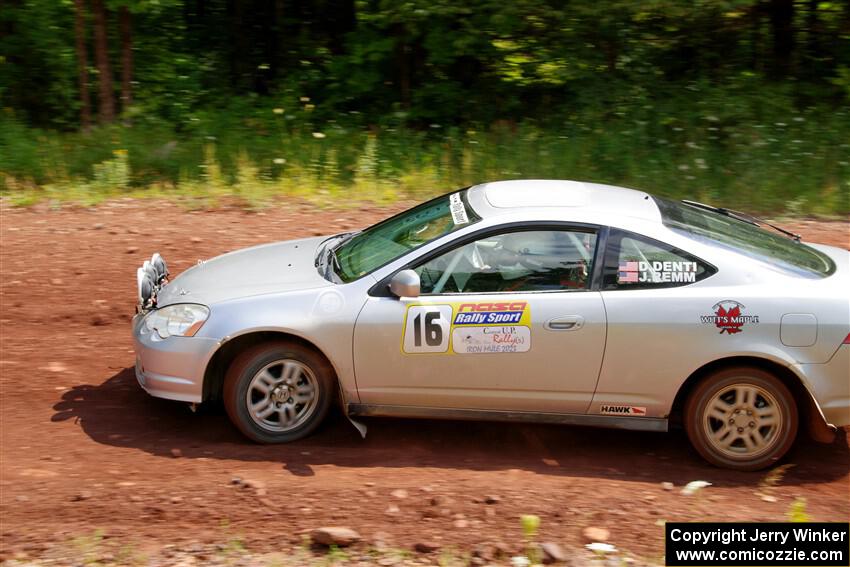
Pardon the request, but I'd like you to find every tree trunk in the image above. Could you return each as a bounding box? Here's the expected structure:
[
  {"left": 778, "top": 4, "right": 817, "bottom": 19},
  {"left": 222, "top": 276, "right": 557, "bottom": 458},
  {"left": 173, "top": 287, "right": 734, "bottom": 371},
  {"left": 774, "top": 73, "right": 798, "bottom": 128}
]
[
  {"left": 749, "top": 3, "right": 762, "bottom": 73},
  {"left": 327, "top": 0, "right": 356, "bottom": 55},
  {"left": 769, "top": 0, "right": 795, "bottom": 78},
  {"left": 119, "top": 5, "right": 133, "bottom": 115},
  {"left": 91, "top": 0, "right": 115, "bottom": 123},
  {"left": 228, "top": 0, "right": 248, "bottom": 91},
  {"left": 604, "top": 39, "right": 618, "bottom": 73},
  {"left": 393, "top": 23, "right": 410, "bottom": 109},
  {"left": 274, "top": 0, "right": 285, "bottom": 75},
  {"left": 73, "top": 0, "right": 91, "bottom": 131}
]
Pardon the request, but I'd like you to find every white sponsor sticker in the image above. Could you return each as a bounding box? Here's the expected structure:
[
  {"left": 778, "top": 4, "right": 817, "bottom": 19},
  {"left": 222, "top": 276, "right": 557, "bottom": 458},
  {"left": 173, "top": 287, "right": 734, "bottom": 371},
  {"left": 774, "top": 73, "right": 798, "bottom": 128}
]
[
  {"left": 449, "top": 192, "right": 469, "bottom": 225},
  {"left": 600, "top": 405, "right": 647, "bottom": 416},
  {"left": 451, "top": 325, "right": 531, "bottom": 354},
  {"left": 618, "top": 260, "right": 699, "bottom": 284},
  {"left": 403, "top": 305, "right": 452, "bottom": 353}
]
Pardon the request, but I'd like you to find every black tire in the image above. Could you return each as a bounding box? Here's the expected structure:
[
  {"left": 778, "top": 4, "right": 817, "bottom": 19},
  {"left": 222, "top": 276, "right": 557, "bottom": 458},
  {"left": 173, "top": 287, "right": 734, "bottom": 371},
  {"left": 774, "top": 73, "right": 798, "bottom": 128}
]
[
  {"left": 223, "top": 341, "right": 334, "bottom": 443},
  {"left": 684, "top": 366, "right": 798, "bottom": 471}
]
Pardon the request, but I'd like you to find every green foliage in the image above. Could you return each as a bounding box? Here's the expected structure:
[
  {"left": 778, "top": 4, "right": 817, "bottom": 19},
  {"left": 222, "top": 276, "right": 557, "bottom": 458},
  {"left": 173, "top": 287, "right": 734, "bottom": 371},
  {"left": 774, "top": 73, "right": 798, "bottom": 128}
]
[
  {"left": 787, "top": 498, "right": 812, "bottom": 523},
  {"left": 2, "top": 94, "right": 848, "bottom": 213},
  {"left": 0, "top": 0, "right": 79, "bottom": 127},
  {"left": 520, "top": 514, "right": 542, "bottom": 565},
  {"left": 0, "top": 0, "right": 848, "bottom": 212},
  {"left": 3, "top": 0, "right": 849, "bottom": 129},
  {"left": 520, "top": 514, "right": 540, "bottom": 539}
]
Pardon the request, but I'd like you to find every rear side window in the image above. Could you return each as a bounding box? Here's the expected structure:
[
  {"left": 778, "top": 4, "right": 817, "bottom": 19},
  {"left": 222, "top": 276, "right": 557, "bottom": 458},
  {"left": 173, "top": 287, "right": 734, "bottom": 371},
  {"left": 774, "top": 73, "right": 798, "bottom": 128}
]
[
  {"left": 603, "top": 230, "right": 716, "bottom": 289},
  {"left": 653, "top": 197, "right": 835, "bottom": 278}
]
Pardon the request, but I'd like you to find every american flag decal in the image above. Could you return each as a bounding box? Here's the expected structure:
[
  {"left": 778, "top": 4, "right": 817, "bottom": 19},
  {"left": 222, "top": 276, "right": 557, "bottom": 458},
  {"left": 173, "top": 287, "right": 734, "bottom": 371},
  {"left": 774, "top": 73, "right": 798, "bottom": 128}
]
[{"left": 618, "top": 261, "right": 639, "bottom": 283}]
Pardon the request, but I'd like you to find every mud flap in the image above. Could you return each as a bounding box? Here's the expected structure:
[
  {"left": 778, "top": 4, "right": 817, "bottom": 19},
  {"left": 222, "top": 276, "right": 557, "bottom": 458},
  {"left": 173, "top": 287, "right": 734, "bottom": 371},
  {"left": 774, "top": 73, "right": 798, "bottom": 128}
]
[
  {"left": 338, "top": 387, "right": 367, "bottom": 438},
  {"left": 807, "top": 410, "right": 836, "bottom": 444},
  {"left": 347, "top": 414, "right": 368, "bottom": 438}
]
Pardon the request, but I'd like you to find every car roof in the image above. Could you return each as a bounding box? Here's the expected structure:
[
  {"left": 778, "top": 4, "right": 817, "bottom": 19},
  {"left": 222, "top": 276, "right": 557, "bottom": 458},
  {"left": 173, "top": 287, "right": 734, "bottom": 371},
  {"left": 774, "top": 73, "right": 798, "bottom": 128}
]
[{"left": 466, "top": 179, "right": 662, "bottom": 223}]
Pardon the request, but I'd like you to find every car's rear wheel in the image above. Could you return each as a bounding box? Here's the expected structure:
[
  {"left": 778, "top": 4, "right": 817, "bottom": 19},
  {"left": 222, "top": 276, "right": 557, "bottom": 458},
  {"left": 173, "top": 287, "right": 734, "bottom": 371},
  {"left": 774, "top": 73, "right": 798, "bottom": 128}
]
[
  {"left": 223, "top": 341, "right": 334, "bottom": 443},
  {"left": 684, "top": 367, "right": 797, "bottom": 471}
]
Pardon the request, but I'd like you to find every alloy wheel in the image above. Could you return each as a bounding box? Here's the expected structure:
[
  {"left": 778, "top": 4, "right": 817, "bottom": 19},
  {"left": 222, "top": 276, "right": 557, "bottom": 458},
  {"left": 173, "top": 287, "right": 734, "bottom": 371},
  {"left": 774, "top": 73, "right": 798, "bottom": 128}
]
[
  {"left": 245, "top": 359, "right": 318, "bottom": 432},
  {"left": 701, "top": 382, "right": 782, "bottom": 459}
]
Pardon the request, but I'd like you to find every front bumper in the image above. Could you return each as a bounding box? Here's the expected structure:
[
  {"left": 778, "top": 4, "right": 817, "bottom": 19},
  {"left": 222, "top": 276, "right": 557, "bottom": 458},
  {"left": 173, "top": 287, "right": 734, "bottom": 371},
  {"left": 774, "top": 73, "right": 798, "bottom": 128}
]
[{"left": 132, "top": 313, "right": 219, "bottom": 403}]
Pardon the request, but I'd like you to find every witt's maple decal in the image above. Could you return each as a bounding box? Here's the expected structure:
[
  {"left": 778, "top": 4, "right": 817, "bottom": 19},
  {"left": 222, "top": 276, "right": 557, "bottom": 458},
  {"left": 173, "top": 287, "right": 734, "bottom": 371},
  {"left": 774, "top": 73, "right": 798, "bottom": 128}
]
[{"left": 700, "top": 300, "right": 760, "bottom": 334}]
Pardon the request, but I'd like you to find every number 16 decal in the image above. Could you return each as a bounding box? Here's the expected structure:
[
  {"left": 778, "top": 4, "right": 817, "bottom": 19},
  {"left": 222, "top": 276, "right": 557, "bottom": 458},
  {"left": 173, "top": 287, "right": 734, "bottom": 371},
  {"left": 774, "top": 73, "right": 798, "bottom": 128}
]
[{"left": 403, "top": 305, "right": 452, "bottom": 353}]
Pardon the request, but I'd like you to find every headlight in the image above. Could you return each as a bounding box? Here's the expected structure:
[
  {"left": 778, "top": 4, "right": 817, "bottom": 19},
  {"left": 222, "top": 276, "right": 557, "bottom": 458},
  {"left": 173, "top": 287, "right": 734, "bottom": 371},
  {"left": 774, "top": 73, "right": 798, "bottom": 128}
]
[{"left": 144, "top": 304, "right": 209, "bottom": 339}]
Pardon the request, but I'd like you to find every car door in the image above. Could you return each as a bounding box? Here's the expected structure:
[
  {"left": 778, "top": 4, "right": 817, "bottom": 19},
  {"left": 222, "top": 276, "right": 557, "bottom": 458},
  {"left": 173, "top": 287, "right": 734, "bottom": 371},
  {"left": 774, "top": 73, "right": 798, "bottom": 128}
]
[
  {"left": 591, "top": 229, "right": 719, "bottom": 418},
  {"left": 352, "top": 225, "right": 607, "bottom": 413}
]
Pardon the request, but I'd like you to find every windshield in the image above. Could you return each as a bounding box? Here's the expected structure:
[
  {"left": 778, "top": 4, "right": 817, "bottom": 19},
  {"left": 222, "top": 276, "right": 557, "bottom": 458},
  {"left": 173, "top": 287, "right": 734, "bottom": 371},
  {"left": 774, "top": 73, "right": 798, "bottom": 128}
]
[
  {"left": 653, "top": 197, "right": 835, "bottom": 278},
  {"left": 334, "top": 190, "right": 481, "bottom": 282}
]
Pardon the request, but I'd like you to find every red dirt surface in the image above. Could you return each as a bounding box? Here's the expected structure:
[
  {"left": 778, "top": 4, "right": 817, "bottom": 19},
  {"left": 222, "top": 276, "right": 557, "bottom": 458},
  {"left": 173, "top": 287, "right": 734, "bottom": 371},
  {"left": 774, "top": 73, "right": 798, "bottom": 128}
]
[{"left": 1, "top": 200, "right": 848, "bottom": 563}]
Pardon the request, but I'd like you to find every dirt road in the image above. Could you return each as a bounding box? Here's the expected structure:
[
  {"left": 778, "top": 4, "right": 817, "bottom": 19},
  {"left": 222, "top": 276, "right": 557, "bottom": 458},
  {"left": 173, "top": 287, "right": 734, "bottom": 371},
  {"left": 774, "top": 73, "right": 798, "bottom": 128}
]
[{"left": 1, "top": 200, "right": 848, "bottom": 564}]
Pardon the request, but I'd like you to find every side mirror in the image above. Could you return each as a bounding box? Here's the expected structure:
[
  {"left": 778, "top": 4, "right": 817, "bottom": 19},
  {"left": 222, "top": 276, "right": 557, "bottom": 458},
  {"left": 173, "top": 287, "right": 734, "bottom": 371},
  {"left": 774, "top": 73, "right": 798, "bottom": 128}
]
[{"left": 388, "top": 269, "right": 420, "bottom": 298}]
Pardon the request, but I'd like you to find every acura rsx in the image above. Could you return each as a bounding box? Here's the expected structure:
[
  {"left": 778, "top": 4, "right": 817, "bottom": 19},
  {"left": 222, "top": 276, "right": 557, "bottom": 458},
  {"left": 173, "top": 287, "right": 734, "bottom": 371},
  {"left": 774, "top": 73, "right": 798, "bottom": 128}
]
[{"left": 132, "top": 180, "right": 849, "bottom": 470}]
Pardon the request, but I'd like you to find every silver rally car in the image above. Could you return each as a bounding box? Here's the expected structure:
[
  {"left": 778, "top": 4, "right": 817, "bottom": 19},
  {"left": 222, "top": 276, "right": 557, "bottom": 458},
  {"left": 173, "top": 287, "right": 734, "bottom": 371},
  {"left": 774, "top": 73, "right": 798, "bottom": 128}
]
[{"left": 133, "top": 180, "right": 849, "bottom": 470}]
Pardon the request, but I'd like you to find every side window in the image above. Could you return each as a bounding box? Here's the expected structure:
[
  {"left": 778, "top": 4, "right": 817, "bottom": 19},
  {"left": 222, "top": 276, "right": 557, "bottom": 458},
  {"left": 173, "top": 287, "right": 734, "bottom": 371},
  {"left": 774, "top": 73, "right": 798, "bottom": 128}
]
[
  {"left": 415, "top": 229, "right": 597, "bottom": 294},
  {"left": 603, "top": 230, "right": 715, "bottom": 289}
]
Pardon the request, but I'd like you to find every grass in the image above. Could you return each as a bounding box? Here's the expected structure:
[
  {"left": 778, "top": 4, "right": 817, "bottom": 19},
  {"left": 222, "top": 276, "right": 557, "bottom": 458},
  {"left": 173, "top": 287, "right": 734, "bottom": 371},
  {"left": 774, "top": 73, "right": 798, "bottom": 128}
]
[
  {"left": 1, "top": 105, "right": 849, "bottom": 215},
  {"left": 10, "top": 532, "right": 472, "bottom": 567}
]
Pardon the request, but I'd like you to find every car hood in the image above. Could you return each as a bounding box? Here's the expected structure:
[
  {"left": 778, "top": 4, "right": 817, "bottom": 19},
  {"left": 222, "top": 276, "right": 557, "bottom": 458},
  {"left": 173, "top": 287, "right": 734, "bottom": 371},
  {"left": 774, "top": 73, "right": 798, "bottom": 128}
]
[{"left": 157, "top": 236, "right": 333, "bottom": 306}]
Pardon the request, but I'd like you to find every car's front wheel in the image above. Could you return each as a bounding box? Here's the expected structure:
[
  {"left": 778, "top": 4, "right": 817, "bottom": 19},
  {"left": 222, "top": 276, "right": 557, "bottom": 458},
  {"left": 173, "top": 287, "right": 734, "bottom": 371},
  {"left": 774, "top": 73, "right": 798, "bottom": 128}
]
[
  {"left": 684, "top": 367, "right": 798, "bottom": 471},
  {"left": 223, "top": 341, "right": 334, "bottom": 443}
]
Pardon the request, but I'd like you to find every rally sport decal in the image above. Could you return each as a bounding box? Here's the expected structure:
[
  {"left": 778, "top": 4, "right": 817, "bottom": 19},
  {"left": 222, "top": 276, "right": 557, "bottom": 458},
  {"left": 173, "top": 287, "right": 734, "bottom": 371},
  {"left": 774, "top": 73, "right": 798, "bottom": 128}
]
[{"left": 402, "top": 301, "right": 531, "bottom": 355}]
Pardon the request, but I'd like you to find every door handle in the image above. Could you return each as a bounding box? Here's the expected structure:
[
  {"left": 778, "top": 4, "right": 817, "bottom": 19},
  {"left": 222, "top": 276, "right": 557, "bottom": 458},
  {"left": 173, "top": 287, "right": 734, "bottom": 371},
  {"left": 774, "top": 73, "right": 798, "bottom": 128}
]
[{"left": 544, "top": 315, "right": 585, "bottom": 331}]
